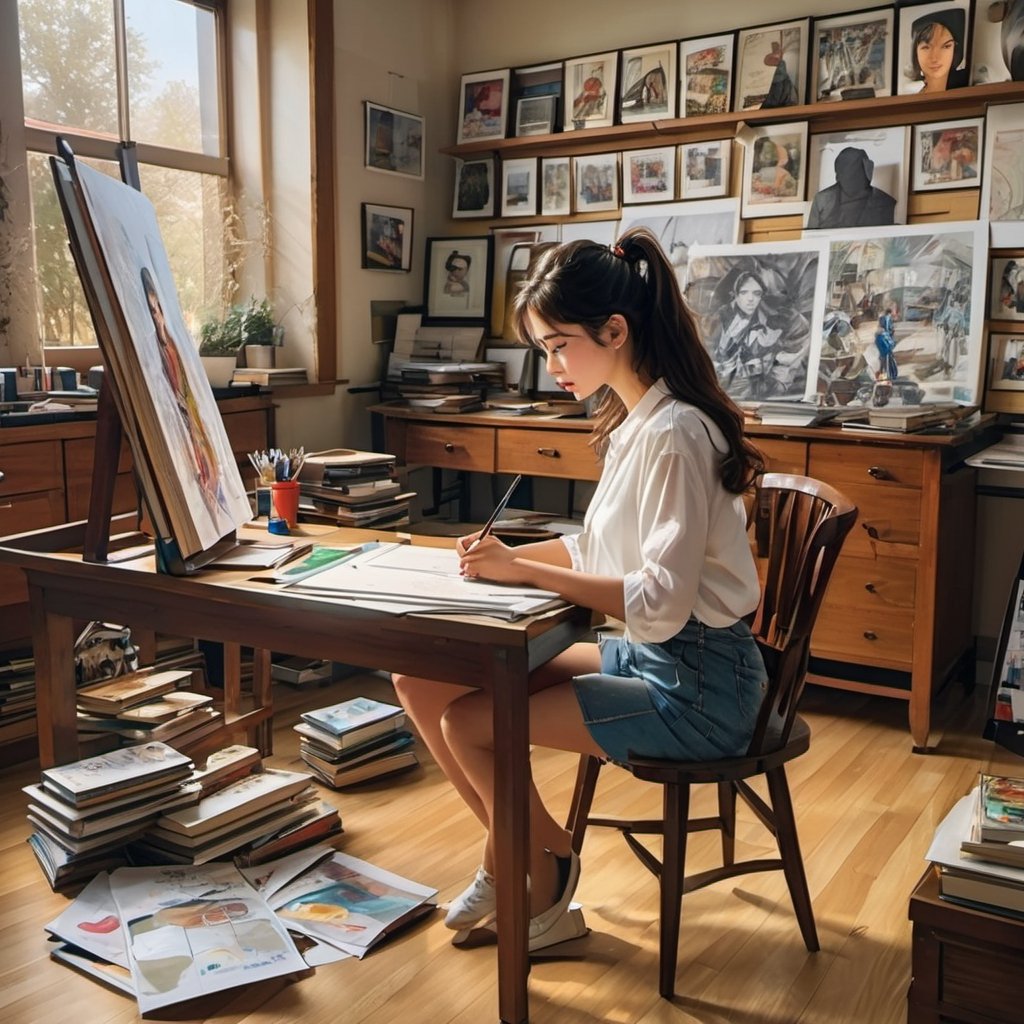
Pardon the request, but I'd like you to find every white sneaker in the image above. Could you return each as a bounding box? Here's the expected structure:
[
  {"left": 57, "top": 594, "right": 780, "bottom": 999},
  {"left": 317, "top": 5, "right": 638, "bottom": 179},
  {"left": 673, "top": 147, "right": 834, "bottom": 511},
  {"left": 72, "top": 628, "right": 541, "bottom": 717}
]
[
  {"left": 444, "top": 866, "right": 496, "bottom": 930},
  {"left": 528, "top": 851, "right": 580, "bottom": 948}
]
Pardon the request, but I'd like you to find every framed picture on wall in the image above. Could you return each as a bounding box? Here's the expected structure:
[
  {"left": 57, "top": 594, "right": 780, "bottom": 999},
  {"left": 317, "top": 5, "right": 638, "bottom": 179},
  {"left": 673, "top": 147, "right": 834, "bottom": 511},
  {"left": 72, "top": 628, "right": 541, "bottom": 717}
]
[
  {"left": 987, "top": 331, "right": 1024, "bottom": 392},
  {"left": 679, "top": 33, "right": 735, "bottom": 117},
  {"left": 424, "top": 236, "right": 492, "bottom": 325},
  {"left": 981, "top": 102, "right": 1024, "bottom": 247},
  {"left": 515, "top": 95, "right": 557, "bottom": 136},
  {"left": 621, "top": 146, "right": 676, "bottom": 204},
  {"left": 540, "top": 156, "right": 572, "bottom": 216},
  {"left": 574, "top": 152, "right": 620, "bottom": 213},
  {"left": 563, "top": 51, "right": 618, "bottom": 130},
  {"left": 741, "top": 120, "right": 808, "bottom": 218},
  {"left": 364, "top": 101, "right": 424, "bottom": 179},
  {"left": 810, "top": 6, "right": 895, "bottom": 101},
  {"left": 452, "top": 157, "right": 496, "bottom": 219},
  {"left": 361, "top": 203, "right": 413, "bottom": 271},
  {"left": 970, "top": 0, "right": 1024, "bottom": 83},
  {"left": 734, "top": 17, "right": 810, "bottom": 111},
  {"left": 501, "top": 157, "right": 538, "bottom": 216},
  {"left": 991, "top": 257, "right": 1024, "bottom": 322},
  {"left": 456, "top": 68, "right": 511, "bottom": 144},
  {"left": 895, "top": 0, "right": 971, "bottom": 95},
  {"left": 618, "top": 41, "right": 677, "bottom": 122},
  {"left": 680, "top": 140, "right": 731, "bottom": 199},
  {"left": 911, "top": 117, "right": 983, "bottom": 191}
]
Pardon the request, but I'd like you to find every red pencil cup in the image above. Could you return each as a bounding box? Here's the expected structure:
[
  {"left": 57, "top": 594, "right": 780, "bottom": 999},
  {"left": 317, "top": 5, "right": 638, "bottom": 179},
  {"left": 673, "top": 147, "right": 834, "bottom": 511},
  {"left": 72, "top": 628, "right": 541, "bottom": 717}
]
[{"left": 270, "top": 480, "right": 300, "bottom": 529}]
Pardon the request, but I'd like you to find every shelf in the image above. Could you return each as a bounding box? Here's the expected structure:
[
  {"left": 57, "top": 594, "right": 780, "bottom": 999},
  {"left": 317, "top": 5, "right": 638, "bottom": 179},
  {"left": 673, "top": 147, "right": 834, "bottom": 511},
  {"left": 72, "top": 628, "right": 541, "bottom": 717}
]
[{"left": 441, "top": 81, "right": 1024, "bottom": 160}]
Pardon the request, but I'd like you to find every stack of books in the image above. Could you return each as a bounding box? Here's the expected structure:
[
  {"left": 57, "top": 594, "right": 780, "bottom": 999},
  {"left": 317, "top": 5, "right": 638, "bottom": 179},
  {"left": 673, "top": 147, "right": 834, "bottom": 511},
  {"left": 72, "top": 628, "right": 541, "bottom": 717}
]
[
  {"left": 927, "top": 773, "right": 1024, "bottom": 916},
  {"left": 842, "top": 402, "right": 965, "bottom": 433},
  {"left": 298, "top": 448, "right": 413, "bottom": 529},
  {"left": 295, "top": 696, "right": 419, "bottom": 788},
  {"left": 0, "top": 648, "right": 37, "bottom": 735},
  {"left": 24, "top": 741, "right": 198, "bottom": 889},
  {"left": 395, "top": 361, "right": 505, "bottom": 413},
  {"left": 74, "top": 664, "right": 223, "bottom": 750},
  {"left": 133, "top": 760, "right": 340, "bottom": 867},
  {"left": 231, "top": 365, "right": 309, "bottom": 387}
]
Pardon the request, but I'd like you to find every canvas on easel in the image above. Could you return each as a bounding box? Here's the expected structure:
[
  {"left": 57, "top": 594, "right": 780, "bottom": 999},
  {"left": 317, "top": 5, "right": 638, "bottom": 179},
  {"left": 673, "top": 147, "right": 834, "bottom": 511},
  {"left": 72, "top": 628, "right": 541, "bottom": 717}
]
[{"left": 50, "top": 145, "right": 252, "bottom": 569}]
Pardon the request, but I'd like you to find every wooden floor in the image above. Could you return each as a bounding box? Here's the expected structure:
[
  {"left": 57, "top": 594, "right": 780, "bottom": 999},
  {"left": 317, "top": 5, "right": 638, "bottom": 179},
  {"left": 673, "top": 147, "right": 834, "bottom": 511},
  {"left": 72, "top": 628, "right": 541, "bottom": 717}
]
[{"left": 0, "top": 669, "right": 1014, "bottom": 1024}]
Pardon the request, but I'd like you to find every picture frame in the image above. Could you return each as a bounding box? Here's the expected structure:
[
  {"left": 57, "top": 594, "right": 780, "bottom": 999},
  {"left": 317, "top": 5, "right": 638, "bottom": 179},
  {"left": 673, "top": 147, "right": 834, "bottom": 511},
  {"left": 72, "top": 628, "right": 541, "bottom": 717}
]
[
  {"left": 809, "top": 221, "right": 989, "bottom": 407},
  {"left": 364, "top": 101, "right": 424, "bottom": 179},
  {"left": 540, "top": 156, "right": 572, "bottom": 216},
  {"left": 618, "top": 197, "right": 742, "bottom": 288},
  {"left": 741, "top": 120, "right": 808, "bottom": 218},
  {"left": 734, "top": 17, "right": 810, "bottom": 111},
  {"left": 511, "top": 61, "right": 563, "bottom": 135},
  {"left": 574, "top": 152, "right": 620, "bottom": 213},
  {"left": 680, "top": 140, "right": 731, "bottom": 199},
  {"left": 990, "top": 257, "right": 1024, "bottom": 322},
  {"left": 895, "top": 0, "right": 971, "bottom": 95},
  {"left": 679, "top": 33, "right": 735, "bottom": 117},
  {"left": 563, "top": 51, "right": 618, "bottom": 130},
  {"left": 618, "top": 41, "right": 677, "bottom": 123},
  {"left": 981, "top": 102, "right": 1024, "bottom": 248},
  {"left": 971, "top": 0, "right": 1024, "bottom": 84},
  {"left": 514, "top": 95, "right": 557, "bottom": 137},
  {"left": 810, "top": 6, "right": 895, "bottom": 101},
  {"left": 360, "top": 203, "right": 413, "bottom": 272},
  {"left": 911, "top": 117, "right": 983, "bottom": 191},
  {"left": 423, "top": 236, "right": 492, "bottom": 325},
  {"left": 682, "top": 238, "right": 830, "bottom": 403},
  {"left": 621, "top": 146, "right": 676, "bottom": 205},
  {"left": 456, "top": 68, "right": 511, "bottom": 145},
  {"left": 452, "top": 157, "right": 496, "bottom": 219},
  {"left": 500, "top": 157, "right": 538, "bottom": 217},
  {"left": 805, "top": 126, "right": 909, "bottom": 229},
  {"left": 490, "top": 225, "right": 559, "bottom": 339},
  {"left": 987, "top": 331, "right": 1024, "bottom": 391}
]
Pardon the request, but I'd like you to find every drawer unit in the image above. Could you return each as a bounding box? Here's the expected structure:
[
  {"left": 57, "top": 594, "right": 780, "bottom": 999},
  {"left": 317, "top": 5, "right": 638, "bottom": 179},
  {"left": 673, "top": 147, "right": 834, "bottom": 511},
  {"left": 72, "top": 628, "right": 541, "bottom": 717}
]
[
  {"left": 812, "top": 602, "right": 916, "bottom": 670},
  {"left": 0, "top": 440, "right": 63, "bottom": 497},
  {"left": 0, "top": 489, "right": 66, "bottom": 607},
  {"left": 757, "top": 438, "right": 808, "bottom": 476},
  {"left": 496, "top": 427, "right": 600, "bottom": 481},
  {"left": 405, "top": 423, "right": 495, "bottom": 473}
]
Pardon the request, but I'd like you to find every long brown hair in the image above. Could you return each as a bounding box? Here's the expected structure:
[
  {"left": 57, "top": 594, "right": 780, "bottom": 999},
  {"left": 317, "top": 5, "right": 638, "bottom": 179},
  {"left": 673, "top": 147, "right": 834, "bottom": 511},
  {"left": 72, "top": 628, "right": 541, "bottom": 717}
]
[{"left": 511, "top": 226, "right": 763, "bottom": 493}]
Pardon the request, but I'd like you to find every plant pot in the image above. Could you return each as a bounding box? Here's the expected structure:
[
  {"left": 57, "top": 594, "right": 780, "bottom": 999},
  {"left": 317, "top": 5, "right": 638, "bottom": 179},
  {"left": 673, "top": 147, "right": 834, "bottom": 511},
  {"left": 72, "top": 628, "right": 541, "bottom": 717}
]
[
  {"left": 200, "top": 355, "right": 238, "bottom": 388},
  {"left": 244, "top": 344, "right": 275, "bottom": 369}
]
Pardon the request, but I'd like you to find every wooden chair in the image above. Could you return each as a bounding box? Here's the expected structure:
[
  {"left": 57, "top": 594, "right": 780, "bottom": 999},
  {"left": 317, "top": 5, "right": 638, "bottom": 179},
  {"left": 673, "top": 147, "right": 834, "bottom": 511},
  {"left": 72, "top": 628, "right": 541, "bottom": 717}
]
[{"left": 565, "top": 472, "right": 858, "bottom": 998}]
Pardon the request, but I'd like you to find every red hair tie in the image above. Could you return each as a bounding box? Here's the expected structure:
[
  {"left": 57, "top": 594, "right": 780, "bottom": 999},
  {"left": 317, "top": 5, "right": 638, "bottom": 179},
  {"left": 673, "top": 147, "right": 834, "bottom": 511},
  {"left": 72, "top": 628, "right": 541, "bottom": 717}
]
[{"left": 610, "top": 244, "right": 625, "bottom": 258}]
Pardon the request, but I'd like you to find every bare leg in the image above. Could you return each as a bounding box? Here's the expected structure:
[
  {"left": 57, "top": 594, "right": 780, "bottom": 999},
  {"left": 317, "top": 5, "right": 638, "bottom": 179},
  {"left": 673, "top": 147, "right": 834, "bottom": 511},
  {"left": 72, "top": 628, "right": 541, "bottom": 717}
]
[{"left": 441, "top": 644, "right": 603, "bottom": 915}]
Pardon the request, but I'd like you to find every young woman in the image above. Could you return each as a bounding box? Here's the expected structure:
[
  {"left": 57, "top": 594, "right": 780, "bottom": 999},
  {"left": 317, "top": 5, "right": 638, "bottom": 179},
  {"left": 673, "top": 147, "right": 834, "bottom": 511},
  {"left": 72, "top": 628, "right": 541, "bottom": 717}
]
[
  {"left": 907, "top": 9, "right": 968, "bottom": 93},
  {"left": 392, "top": 227, "right": 767, "bottom": 951}
]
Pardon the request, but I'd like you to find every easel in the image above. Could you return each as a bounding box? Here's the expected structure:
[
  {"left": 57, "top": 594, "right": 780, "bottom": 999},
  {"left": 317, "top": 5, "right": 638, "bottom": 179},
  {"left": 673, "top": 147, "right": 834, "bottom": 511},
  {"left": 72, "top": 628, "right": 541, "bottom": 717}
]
[{"left": 51, "top": 139, "right": 273, "bottom": 752}]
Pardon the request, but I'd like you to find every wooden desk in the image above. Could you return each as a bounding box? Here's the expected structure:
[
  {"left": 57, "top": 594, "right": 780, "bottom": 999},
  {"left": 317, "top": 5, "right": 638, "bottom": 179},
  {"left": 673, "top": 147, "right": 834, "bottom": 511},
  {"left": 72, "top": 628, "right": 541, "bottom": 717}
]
[
  {"left": 0, "top": 518, "right": 591, "bottom": 1024},
  {"left": 908, "top": 866, "right": 1024, "bottom": 1024}
]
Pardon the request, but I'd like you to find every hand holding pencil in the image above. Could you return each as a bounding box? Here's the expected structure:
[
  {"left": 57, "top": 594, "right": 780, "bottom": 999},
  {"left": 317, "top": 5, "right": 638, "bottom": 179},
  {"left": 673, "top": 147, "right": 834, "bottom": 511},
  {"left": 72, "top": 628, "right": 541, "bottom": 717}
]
[{"left": 459, "top": 474, "right": 521, "bottom": 565}]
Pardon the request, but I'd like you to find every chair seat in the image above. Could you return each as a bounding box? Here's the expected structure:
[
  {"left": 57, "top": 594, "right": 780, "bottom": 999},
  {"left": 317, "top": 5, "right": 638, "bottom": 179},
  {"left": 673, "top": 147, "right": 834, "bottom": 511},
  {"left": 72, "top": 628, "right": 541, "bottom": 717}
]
[{"left": 625, "top": 716, "right": 811, "bottom": 786}]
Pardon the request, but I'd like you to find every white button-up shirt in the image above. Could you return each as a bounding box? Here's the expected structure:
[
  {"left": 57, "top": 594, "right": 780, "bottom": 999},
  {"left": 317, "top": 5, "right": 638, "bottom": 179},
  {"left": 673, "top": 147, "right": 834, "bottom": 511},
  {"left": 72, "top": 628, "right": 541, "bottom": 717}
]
[{"left": 562, "top": 380, "right": 760, "bottom": 643}]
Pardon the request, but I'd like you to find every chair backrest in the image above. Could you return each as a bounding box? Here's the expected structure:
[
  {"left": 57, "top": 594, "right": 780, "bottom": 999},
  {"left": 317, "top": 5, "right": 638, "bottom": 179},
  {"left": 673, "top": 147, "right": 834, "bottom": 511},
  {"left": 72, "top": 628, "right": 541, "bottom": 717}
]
[{"left": 747, "top": 472, "right": 858, "bottom": 755}]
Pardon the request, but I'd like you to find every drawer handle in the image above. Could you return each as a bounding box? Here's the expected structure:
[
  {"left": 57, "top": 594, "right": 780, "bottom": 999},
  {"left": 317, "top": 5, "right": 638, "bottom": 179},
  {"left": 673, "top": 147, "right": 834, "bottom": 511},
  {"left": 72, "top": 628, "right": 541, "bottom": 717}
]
[
  {"left": 863, "top": 630, "right": 878, "bottom": 641},
  {"left": 865, "top": 581, "right": 906, "bottom": 608},
  {"left": 444, "top": 442, "right": 455, "bottom": 453},
  {"left": 537, "top": 447, "right": 561, "bottom": 459},
  {"left": 867, "top": 465, "right": 891, "bottom": 480},
  {"left": 0, "top": 503, "right": 11, "bottom": 511}
]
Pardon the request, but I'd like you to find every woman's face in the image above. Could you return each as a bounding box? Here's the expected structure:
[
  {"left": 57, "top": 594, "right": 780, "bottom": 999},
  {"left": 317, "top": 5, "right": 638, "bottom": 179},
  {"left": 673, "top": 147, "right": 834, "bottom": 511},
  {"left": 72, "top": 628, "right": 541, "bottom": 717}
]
[
  {"left": 734, "top": 277, "right": 764, "bottom": 317},
  {"left": 524, "top": 309, "right": 618, "bottom": 401},
  {"left": 447, "top": 258, "right": 469, "bottom": 282},
  {"left": 917, "top": 23, "right": 956, "bottom": 88}
]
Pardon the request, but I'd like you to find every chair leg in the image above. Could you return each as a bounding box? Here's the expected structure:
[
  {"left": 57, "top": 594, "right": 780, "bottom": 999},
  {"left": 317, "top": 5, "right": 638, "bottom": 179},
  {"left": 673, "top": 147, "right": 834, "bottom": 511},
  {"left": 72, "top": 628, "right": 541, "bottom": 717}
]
[
  {"left": 717, "top": 781, "right": 736, "bottom": 866},
  {"left": 566, "top": 755, "right": 602, "bottom": 856},
  {"left": 658, "top": 780, "right": 690, "bottom": 999},
  {"left": 765, "top": 766, "right": 819, "bottom": 952}
]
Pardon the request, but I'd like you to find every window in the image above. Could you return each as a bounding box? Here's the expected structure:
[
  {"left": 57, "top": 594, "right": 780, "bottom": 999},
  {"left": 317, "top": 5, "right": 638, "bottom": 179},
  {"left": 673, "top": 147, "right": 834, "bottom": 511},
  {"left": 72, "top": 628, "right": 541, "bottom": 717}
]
[{"left": 17, "top": 0, "right": 228, "bottom": 361}]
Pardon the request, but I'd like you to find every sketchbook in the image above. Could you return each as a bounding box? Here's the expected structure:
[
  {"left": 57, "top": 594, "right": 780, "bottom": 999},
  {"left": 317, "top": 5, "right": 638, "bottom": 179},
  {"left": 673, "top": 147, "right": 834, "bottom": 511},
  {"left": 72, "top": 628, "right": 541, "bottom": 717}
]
[{"left": 284, "top": 542, "right": 566, "bottom": 620}]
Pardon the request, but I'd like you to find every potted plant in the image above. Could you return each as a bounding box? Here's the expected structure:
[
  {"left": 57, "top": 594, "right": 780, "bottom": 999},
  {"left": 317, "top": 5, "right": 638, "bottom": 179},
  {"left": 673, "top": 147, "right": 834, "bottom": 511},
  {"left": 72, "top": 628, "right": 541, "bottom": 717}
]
[{"left": 199, "top": 297, "right": 280, "bottom": 383}]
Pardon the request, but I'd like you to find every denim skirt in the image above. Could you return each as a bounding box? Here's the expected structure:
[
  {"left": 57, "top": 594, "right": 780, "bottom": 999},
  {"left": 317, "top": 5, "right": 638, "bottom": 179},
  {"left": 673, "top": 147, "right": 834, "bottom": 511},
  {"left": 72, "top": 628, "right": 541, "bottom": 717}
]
[{"left": 572, "top": 618, "right": 767, "bottom": 763}]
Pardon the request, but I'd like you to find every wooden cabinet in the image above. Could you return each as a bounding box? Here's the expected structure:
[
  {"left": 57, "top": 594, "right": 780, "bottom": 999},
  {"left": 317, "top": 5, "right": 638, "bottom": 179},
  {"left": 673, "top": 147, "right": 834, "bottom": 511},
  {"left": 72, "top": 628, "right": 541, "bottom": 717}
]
[{"left": 0, "top": 395, "right": 275, "bottom": 762}]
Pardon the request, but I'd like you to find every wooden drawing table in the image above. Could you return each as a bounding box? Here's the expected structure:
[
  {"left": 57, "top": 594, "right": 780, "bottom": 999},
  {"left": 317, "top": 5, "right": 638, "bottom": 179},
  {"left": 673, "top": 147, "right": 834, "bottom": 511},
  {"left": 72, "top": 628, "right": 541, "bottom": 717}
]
[{"left": 0, "top": 518, "right": 591, "bottom": 1024}]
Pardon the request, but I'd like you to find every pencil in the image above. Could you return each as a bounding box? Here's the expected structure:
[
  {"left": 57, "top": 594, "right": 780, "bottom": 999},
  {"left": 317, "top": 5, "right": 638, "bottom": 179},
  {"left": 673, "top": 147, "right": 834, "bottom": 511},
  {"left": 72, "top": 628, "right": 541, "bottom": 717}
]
[{"left": 465, "top": 474, "right": 522, "bottom": 553}]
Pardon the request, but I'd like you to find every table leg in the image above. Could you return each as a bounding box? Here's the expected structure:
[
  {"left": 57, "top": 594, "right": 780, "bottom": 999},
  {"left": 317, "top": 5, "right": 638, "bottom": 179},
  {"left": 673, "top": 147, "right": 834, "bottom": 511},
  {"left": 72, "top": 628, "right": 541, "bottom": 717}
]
[
  {"left": 490, "top": 646, "right": 530, "bottom": 1024},
  {"left": 29, "top": 583, "right": 77, "bottom": 768}
]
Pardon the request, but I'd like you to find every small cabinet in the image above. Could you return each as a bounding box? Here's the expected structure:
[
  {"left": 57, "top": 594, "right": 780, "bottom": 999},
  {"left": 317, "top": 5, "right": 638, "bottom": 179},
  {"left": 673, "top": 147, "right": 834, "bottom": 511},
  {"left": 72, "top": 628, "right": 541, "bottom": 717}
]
[{"left": 405, "top": 423, "right": 496, "bottom": 473}]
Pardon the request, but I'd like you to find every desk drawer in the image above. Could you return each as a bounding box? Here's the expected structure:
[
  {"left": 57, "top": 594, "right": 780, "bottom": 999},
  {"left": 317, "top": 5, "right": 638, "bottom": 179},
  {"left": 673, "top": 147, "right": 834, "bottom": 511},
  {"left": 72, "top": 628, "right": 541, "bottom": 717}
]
[
  {"left": 0, "top": 440, "right": 64, "bottom": 496},
  {"left": 0, "top": 489, "right": 66, "bottom": 607},
  {"left": 757, "top": 438, "right": 808, "bottom": 475},
  {"left": 496, "top": 428, "right": 600, "bottom": 481},
  {"left": 812, "top": 599, "right": 915, "bottom": 669},
  {"left": 405, "top": 424, "right": 495, "bottom": 473}
]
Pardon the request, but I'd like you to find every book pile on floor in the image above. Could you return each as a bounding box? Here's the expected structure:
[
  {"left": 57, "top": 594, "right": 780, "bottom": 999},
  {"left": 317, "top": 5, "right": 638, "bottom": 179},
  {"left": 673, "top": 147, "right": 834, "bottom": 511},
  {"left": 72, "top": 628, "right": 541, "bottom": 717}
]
[
  {"left": 0, "top": 647, "right": 37, "bottom": 736},
  {"left": 130, "top": 752, "right": 341, "bottom": 867},
  {"left": 74, "top": 664, "right": 223, "bottom": 751},
  {"left": 297, "top": 447, "right": 414, "bottom": 529},
  {"left": 295, "top": 696, "right": 419, "bottom": 789},
  {"left": 43, "top": 849, "right": 438, "bottom": 1005},
  {"left": 926, "top": 773, "right": 1024, "bottom": 916},
  {"left": 24, "top": 741, "right": 198, "bottom": 889}
]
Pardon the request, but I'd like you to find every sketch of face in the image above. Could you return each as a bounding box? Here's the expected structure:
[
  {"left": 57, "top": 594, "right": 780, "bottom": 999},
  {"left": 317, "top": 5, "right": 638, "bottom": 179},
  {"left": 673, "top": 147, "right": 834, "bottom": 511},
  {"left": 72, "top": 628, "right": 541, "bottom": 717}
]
[
  {"left": 734, "top": 274, "right": 765, "bottom": 317},
  {"left": 916, "top": 22, "right": 956, "bottom": 90}
]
